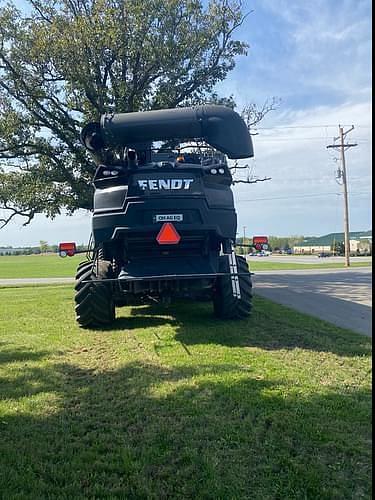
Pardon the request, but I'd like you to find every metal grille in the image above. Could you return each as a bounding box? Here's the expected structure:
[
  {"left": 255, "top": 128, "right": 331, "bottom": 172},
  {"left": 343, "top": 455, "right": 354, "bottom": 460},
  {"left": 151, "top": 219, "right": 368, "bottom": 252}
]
[{"left": 125, "top": 234, "right": 206, "bottom": 259}]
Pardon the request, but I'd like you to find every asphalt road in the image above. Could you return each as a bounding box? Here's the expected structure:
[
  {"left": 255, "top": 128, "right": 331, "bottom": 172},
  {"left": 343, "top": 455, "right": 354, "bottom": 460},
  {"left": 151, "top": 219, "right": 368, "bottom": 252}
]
[
  {"left": 252, "top": 267, "right": 372, "bottom": 336},
  {"left": 0, "top": 277, "right": 74, "bottom": 286}
]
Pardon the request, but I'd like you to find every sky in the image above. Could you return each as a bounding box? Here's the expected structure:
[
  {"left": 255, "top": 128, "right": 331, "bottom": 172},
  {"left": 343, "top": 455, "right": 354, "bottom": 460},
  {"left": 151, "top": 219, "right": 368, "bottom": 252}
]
[{"left": 0, "top": 0, "right": 372, "bottom": 246}]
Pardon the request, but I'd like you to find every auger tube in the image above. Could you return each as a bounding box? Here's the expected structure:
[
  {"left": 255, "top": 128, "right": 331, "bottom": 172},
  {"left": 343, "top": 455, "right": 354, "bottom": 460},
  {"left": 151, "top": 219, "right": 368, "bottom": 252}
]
[{"left": 81, "top": 105, "right": 253, "bottom": 159}]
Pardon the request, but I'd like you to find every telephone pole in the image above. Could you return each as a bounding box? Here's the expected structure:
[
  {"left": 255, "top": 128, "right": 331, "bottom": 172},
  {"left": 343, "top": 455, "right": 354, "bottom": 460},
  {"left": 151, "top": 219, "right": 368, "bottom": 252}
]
[{"left": 327, "top": 126, "right": 357, "bottom": 267}]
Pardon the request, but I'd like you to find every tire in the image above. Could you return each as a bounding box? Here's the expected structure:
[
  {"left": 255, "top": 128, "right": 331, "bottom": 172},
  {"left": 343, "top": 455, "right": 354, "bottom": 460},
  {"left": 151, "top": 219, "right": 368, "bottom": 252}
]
[
  {"left": 74, "top": 259, "right": 115, "bottom": 328},
  {"left": 213, "top": 254, "right": 252, "bottom": 319},
  {"left": 75, "top": 260, "right": 93, "bottom": 280}
]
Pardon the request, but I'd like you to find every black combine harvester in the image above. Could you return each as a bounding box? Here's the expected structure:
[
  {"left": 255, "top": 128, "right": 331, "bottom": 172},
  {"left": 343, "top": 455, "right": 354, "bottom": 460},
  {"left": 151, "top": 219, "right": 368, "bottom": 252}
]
[{"left": 60, "top": 105, "right": 254, "bottom": 327}]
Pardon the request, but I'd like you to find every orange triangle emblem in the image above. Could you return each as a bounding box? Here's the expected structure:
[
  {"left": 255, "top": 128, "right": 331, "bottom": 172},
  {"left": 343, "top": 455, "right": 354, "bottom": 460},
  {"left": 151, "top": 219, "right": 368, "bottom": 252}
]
[{"left": 156, "top": 223, "right": 181, "bottom": 245}]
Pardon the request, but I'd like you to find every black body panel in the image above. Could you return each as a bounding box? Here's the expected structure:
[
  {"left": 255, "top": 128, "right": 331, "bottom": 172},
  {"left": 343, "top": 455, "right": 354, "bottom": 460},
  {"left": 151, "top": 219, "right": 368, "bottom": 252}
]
[
  {"left": 91, "top": 163, "right": 236, "bottom": 290},
  {"left": 92, "top": 166, "right": 237, "bottom": 246}
]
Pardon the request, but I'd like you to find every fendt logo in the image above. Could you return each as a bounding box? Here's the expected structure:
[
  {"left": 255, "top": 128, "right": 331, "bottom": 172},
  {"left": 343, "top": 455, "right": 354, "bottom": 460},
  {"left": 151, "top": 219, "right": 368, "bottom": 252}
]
[{"left": 137, "top": 179, "right": 194, "bottom": 191}]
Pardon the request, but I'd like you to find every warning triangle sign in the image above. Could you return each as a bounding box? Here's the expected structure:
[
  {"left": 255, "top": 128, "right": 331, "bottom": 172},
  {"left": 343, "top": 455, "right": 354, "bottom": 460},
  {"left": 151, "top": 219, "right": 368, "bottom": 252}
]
[{"left": 156, "top": 223, "right": 181, "bottom": 245}]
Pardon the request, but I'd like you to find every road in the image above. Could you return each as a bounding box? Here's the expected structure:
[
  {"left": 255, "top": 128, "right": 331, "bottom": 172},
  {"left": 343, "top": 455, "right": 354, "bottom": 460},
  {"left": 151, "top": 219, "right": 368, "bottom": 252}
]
[
  {"left": 0, "top": 277, "right": 74, "bottom": 286},
  {"left": 252, "top": 267, "right": 372, "bottom": 337}
]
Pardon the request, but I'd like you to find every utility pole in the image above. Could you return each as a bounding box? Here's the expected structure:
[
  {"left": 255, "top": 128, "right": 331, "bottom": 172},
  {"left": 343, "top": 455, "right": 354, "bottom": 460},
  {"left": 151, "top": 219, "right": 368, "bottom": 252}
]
[
  {"left": 327, "top": 126, "right": 357, "bottom": 267},
  {"left": 243, "top": 226, "right": 247, "bottom": 255}
]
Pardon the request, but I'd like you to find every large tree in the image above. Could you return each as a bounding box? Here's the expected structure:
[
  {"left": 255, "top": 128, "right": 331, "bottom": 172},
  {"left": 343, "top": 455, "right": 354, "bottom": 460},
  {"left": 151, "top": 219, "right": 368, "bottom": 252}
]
[{"left": 0, "top": 0, "right": 263, "bottom": 227}]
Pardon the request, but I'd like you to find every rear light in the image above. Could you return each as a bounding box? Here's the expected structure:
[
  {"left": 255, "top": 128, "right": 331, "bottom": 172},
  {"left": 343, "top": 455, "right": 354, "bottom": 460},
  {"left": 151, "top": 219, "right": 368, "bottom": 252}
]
[
  {"left": 156, "top": 223, "right": 181, "bottom": 245},
  {"left": 59, "top": 242, "right": 77, "bottom": 257}
]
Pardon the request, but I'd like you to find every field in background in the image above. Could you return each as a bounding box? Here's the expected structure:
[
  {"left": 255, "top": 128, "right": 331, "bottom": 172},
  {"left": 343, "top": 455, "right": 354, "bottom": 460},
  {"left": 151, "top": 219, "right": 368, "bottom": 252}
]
[
  {"left": 0, "top": 285, "right": 372, "bottom": 498},
  {"left": 0, "top": 253, "right": 372, "bottom": 279},
  {"left": 0, "top": 254, "right": 82, "bottom": 278},
  {"left": 248, "top": 261, "right": 372, "bottom": 271}
]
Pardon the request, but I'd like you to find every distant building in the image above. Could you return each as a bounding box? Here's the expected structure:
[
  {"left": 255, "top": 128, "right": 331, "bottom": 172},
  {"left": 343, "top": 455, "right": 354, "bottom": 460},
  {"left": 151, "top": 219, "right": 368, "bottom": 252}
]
[
  {"left": 355, "top": 236, "right": 373, "bottom": 254},
  {"left": 293, "top": 231, "right": 372, "bottom": 255}
]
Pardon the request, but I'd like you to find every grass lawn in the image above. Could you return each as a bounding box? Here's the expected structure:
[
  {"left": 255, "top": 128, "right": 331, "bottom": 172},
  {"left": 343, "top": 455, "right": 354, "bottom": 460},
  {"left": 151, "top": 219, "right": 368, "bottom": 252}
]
[
  {"left": 0, "top": 254, "right": 372, "bottom": 279},
  {"left": 249, "top": 260, "right": 372, "bottom": 271},
  {"left": 0, "top": 285, "right": 372, "bottom": 499},
  {"left": 0, "top": 254, "right": 82, "bottom": 279}
]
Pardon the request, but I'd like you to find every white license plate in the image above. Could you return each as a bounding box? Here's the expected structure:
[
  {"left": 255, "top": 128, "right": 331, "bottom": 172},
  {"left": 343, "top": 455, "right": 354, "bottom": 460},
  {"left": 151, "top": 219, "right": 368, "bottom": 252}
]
[{"left": 155, "top": 214, "right": 183, "bottom": 222}]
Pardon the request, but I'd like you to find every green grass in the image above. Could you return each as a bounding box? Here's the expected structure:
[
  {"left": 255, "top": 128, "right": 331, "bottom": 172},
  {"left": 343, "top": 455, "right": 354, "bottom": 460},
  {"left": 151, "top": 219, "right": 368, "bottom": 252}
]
[
  {"left": 0, "top": 254, "right": 82, "bottom": 278},
  {"left": 248, "top": 260, "right": 372, "bottom": 271},
  {"left": 0, "top": 286, "right": 372, "bottom": 499},
  {"left": 0, "top": 254, "right": 371, "bottom": 279}
]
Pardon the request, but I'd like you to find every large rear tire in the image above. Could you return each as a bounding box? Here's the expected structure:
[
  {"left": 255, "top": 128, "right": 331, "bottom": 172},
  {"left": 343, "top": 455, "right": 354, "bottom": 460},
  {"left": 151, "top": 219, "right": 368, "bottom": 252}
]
[
  {"left": 75, "top": 260, "right": 93, "bottom": 280},
  {"left": 213, "top": 254, "right": 252, "bottom": 319},
  {"left": 74, "top": 259, "right": 115, "bottom": 328}
]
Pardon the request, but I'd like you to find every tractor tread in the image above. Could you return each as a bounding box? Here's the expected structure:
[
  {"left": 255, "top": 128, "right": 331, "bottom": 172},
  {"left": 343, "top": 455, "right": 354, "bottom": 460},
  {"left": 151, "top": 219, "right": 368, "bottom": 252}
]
[
  {"left": 74, "top": 259, "right": 115, "bottom": 328},
  {"left": 213, "top": 255, "right": 253, "bottom": 320}
]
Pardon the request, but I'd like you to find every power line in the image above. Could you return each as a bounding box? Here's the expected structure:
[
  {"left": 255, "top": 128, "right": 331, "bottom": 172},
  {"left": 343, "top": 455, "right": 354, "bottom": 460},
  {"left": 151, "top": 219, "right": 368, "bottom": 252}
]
[
  {"left": 237, "top": 192, "right": 341, "bottom": 202},
  {"left": 253, "top": 137, "right": 369, "bottom": 142},
  {"left": 256, "top": 124, "right": 372, "bottom": 130},
  {"left": 236, "top": 191, "right": 371, "bottom": 203}
]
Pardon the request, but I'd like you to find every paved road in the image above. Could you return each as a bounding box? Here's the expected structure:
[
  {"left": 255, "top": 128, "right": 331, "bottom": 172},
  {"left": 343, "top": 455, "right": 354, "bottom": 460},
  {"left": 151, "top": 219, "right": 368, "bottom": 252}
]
[
  {"left": 0, "top": 277, "right": 74, "bottom": 286},
  {"left": 252, "top": 267, "right": 372, "bottom": 336}
]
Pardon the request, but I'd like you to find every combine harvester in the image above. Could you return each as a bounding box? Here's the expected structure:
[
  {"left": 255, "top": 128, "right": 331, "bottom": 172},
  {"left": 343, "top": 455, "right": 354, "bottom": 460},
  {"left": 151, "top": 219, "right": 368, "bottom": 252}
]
[{"left": 60, "top": 105, "right": 255, "bottom": 327}]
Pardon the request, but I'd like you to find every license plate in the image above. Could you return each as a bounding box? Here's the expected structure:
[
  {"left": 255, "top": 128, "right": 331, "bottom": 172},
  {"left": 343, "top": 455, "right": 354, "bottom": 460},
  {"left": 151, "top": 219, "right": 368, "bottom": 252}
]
[{"left": 155, "top": 214, "right": 183, "bottom": 222}]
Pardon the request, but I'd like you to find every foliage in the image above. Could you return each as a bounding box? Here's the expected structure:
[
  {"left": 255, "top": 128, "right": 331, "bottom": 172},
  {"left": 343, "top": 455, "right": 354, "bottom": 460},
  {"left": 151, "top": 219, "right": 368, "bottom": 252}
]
[
  {"left": 235, "top": 236, "right": 252, "bottom": 254},
  {"left": 268, "top": 235, "right": 305, "bottom": 251},
  {"left": 333, "top": 241, "right": 345, "bottom": 255},
  {"left": 0, "top": 0, "right": 251, "bottom": 226},
  {"left": 39, "top": 240, "right": 48, "bottom": 253},
  {"left": 235, "top": 235, "right": 305, "bottom": 253}
]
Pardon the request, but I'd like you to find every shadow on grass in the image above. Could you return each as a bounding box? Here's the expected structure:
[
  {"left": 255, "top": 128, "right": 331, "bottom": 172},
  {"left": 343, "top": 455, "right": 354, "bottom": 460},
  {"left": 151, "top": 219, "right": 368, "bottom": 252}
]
[
  {"left": 117, "top": 299, "right": 372, "bottom": 358},
  {"left": 0, "top": 344, "right": 50, "bottom": 365},
  {"left": 0, "top": 360, "right": 371, "bottom": 499},
  {"left": 94, "top": 314, "right": 177, "bottom": 332}
]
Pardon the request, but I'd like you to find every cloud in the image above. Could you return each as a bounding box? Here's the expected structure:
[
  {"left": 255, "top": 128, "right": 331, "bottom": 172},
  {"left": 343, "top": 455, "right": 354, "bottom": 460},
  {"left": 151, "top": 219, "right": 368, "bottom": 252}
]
[
  {"left": 234, "top": 100, "right": 372, "bottom": 236},
  {"left": 221, "top": 0, "right": 372, "bottom": 110},
  {"left": 220, "top": 0, "right": 372, "bottom": 235}
]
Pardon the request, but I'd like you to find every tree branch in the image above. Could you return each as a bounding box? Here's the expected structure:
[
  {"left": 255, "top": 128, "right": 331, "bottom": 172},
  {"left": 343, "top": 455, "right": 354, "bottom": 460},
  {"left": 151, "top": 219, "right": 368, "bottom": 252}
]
[
  {"left": 0, "top": 202, "right": 35, "bottom": 228},
  {"left": 233, "top": 177, "right": 272, "bottom": 184}
]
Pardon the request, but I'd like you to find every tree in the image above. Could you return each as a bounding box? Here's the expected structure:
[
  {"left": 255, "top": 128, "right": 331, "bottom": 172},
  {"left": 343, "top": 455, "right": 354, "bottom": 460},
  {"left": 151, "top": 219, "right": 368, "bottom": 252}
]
[
  {"left": 39, "top": 240, "right": 48, "bottom": 253},
  {"left": 235, "top": 236, "right": 251, "bottom": 255},
  {"left": 0, "top": 0, "right": 275, "bottom": 228},
  {"left": 268, "top": 235, "right": 304, "bottom": 252},
  {"left": 332, "top": 241, "right": 345, "bottom": 256}
]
